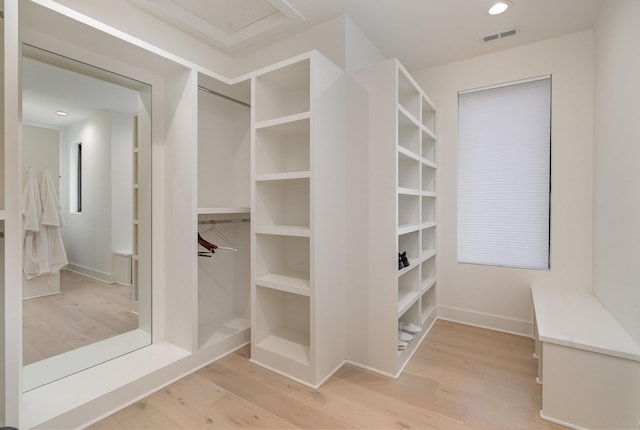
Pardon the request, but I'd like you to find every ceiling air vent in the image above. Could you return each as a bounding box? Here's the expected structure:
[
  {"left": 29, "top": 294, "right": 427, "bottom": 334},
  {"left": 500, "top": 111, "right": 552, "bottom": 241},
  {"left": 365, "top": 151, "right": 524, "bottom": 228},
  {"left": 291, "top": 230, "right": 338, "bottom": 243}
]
[{"left": 482, "top": 27, "right": 520, "bottom": 43}]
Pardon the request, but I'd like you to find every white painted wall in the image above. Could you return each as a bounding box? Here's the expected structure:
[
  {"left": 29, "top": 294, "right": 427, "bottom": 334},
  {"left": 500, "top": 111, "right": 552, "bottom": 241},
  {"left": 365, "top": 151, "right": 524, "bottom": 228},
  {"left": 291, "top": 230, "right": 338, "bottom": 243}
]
[
  {"left": 236, "top": 15, "right": 385, "bottom": 75},
  {"left": 344, "top": 16, "right": 385, "bottom": 71},
  {"left": 413, "top": 31, "right": 594, "bottom": 335},
  {"left": 22, "top": 125, "right": 60, "bottom": 184},
  {"left": 197, "top": 91, "right": 250, "bottom": 209},
  {"left": 62, "top": 111, "right": 133, "bottom": 279},
  {"left": 593, "top": 0, "right": 640, "bottom": 345},
  {"left": 63, "top": 112, "right": 112, "bottom": 276}
]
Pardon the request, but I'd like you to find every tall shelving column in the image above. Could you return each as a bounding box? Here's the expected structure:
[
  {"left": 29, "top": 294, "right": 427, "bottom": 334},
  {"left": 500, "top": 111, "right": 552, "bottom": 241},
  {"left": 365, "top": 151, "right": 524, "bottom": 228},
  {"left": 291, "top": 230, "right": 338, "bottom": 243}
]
[
  {"left": 250, "top": 51, "right": 345, "bottom": 387},
  {"left": 131, "top": 116, "right": 140, "bottom": 314},
  {"left": 346, "top": 58, "right": 437, "bottom": 378},
  {"left": 132, "top": 89, "right": 152, "bottom": 334},
  {"left": 419, "top": 91, "right": 438, "bottom": 332}
]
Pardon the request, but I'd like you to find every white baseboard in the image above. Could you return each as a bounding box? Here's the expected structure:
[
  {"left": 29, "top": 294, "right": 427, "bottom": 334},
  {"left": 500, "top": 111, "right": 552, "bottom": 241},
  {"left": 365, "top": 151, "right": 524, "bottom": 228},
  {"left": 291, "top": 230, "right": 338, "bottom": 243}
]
[
  {"left": 539, "top": 411, "right": 586, "bottom": 430},
  {"left": 437, "top": 305, "right": 533, "bottom": 337},
  {"left": 66, "top": 263, "right": 115, "bottom": 284}
]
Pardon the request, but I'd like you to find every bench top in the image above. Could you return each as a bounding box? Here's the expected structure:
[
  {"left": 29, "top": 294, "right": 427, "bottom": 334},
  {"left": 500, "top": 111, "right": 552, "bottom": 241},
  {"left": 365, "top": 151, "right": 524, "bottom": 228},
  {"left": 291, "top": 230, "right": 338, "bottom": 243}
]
[{"left": 532, "top": 285, "right": 640, "bottom": 362}]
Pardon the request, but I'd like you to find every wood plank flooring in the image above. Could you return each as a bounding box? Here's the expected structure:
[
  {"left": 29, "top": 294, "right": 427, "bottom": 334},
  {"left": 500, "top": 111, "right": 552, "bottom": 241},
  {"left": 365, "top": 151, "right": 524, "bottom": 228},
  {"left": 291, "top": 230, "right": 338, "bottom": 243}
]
[
  {"left": 23, "top": 270, "right": 138, "bottom": 365},
  {"left": 90, "top": 320, "right": 567, "bottom": 429}
]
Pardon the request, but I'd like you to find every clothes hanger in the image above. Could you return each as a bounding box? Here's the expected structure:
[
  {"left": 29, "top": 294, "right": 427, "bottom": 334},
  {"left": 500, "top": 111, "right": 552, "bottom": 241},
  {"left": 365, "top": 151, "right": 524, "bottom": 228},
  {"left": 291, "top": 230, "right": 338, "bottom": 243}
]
[
  {"left": 198, "top": 232, "right": 217, "bottom": 253},
  {"left": 210, "top": 220, "right": 238, "bottom": 252}
]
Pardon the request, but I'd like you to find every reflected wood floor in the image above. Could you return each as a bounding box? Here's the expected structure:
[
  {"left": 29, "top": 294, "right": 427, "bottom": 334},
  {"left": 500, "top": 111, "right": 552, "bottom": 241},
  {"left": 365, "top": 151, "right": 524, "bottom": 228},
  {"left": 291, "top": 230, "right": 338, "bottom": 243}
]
[
  {"left": 23, "top": 270, "right": 138, "bottom": 365},
  {"left": 90, "top": 320, "right": 566, "bottom": 429}
]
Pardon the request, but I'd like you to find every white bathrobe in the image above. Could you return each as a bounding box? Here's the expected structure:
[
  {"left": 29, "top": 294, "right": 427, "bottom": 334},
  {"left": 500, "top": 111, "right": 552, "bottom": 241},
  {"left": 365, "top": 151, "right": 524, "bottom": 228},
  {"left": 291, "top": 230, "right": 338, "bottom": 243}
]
[
  {"left": 22, "top": 168, "right": 47, "bottom": 279},
  {"left": 40, "top": 169, "right": 68, "bottom": 274}
]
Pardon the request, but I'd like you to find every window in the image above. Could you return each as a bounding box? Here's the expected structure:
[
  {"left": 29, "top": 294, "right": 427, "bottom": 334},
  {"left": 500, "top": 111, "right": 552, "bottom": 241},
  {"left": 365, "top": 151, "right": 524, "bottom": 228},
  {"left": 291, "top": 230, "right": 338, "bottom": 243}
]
[
  {"left": 457, "top": 76, "right": 551, "bottom": 270},
  {"left": 70, "top": 142, "right": 82, "bottom": 213}
]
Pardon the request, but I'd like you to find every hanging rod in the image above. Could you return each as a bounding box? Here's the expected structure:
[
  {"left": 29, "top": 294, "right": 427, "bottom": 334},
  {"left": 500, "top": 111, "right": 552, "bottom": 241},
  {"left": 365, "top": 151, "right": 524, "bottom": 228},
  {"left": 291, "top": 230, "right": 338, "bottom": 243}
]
[
  {"left": 198, "top": 86, "right": 251, "bottom": 108},
  {"left": 198, "top": 218, "right": 250, "bottom": 225}
]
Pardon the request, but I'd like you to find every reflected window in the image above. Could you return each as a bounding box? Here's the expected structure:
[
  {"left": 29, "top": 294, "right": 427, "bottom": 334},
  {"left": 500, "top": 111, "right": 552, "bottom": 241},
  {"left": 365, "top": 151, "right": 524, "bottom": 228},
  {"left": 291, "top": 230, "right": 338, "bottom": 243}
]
[{"left": 70, "top": 142, "right": 82, "bottom": 213}]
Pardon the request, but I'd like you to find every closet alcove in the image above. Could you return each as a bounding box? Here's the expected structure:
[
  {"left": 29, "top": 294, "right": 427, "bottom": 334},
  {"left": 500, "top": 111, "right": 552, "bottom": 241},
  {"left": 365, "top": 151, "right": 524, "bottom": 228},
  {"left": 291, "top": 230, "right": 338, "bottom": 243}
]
[{"left": 196, "top": 73, "right": 251, "bottom": 353}]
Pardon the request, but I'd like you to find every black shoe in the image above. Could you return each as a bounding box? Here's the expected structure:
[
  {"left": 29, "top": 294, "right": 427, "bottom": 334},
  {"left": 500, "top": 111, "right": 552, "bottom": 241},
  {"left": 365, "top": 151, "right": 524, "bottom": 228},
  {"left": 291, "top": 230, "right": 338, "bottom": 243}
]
[
  {"left": 399, "top": 254, "right": 404, "bottom": 270},
  {"left": 400, "top": 251, "right": 410, "bottom": 267}
]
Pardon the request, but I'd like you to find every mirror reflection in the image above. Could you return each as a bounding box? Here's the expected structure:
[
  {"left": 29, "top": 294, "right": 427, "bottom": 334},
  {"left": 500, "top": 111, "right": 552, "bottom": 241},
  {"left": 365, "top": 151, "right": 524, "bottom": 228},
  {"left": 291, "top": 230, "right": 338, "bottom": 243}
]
[{"left": 21, "top": 45, "right": 152, "bottom": 391}]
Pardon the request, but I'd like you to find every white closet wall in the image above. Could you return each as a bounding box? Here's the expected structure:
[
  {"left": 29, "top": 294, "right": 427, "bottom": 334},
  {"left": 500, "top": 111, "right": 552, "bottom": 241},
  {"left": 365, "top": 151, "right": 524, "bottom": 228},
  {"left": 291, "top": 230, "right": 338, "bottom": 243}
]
[{"left": 197, "top": 87, "right": 250, "bottom": 211}]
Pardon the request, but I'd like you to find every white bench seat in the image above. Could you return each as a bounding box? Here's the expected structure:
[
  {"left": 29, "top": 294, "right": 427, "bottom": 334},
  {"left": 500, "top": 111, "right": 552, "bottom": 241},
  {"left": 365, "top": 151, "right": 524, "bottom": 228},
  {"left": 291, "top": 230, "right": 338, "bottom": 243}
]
[
  {"left": 531, "top": 284, "right": 640, "bottom": 430},
  {"left": 532, "top": 285, "right": 640, "bottom": 362}
]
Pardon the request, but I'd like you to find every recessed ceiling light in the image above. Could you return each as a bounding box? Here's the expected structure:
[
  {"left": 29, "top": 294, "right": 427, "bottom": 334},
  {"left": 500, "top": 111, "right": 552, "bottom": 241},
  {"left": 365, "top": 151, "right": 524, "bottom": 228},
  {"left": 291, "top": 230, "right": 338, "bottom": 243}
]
[
  {"left": 55, "top": 110, "right": 68, "bottom": 116},
  {"left": 489, "top": 1, "right": 512, "bottom": 15}
]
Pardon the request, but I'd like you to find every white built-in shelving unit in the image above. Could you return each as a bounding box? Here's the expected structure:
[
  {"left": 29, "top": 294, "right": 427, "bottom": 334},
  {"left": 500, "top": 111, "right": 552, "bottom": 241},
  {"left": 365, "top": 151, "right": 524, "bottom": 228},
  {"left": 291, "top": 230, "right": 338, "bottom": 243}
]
[
  {"left": 196, "top": 73, "right": 251, "bottom": 353},
  {"left": 347, "top": 58, "right": 437, "bottom": 378},
  {"left": 1, "top": 0, "right": 440, "bottom": 424},
  {"left": 131, "top": 117, "right": 140, "bottom": 313},
  {"left": 250, "top": 51, "right": 346, "bottom": 387},
  {"left": 130, "top": 83, "right": 152, "bottom": 334}
]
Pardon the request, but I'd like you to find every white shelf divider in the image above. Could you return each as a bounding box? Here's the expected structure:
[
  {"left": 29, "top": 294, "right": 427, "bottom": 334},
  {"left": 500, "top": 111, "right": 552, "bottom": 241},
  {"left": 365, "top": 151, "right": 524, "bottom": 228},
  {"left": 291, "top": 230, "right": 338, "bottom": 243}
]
[
  {"left": 254, "top": 111, "right": 311, "bottom": 131},
  {"left": 255, "top": 171, "right": 311, "bottom": 182},
  {"left": 254, "top": 273, "right": 310, "bottom": 296},
  {"left": 197, "top": 207, "right": 250, "bottom": 215}
]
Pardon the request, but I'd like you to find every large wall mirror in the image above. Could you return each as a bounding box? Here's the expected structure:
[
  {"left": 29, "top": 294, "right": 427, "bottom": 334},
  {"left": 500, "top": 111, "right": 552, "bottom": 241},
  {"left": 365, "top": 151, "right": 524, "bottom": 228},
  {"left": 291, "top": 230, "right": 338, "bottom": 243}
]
[{"left": 21, "top": 44, "right": 152, "bottom": 391}]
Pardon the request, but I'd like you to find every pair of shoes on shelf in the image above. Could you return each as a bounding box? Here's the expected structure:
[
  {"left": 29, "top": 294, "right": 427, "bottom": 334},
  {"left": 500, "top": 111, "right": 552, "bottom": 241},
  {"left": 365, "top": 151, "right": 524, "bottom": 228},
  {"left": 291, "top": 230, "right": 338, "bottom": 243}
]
[
  {"left": 399, "top": 321, "right": 422, "bottom": 334},
  {"left": 398, "top": 251, "right": 410, "bottom": 269},
  {"left": 398, "top": 330, "right": 414, "bottom": 342},
  {"left": 398, "top": 340, "right": 408, "bottom": 350}
]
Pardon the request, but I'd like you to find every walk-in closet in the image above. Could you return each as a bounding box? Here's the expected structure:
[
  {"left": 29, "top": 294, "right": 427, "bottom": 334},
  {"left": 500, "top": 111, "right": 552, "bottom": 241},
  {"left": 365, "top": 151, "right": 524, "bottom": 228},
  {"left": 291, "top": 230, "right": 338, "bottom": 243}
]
[{"left": 4, "top": 1, "right": 637, "bottom": 429}]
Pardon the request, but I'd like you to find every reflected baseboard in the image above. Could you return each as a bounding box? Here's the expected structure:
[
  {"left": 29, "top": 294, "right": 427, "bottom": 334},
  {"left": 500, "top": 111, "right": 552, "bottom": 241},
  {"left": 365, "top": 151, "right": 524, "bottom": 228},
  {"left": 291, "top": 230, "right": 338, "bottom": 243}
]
[
  {"left": 66, "top": 262, "right": 115, "bottom": 284},
  {"left": 23, "top": 328, "right": 151, "bottom": 392},
  {"left": 23, "top": 271, "right": 61, "bottom": 299}
]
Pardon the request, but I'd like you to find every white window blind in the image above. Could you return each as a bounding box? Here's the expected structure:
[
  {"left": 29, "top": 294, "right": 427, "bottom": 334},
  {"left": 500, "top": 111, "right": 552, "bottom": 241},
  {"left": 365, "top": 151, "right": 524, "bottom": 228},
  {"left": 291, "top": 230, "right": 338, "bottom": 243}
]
[{"left": 457, "top": 76, "right": 551, "bottom": 270}]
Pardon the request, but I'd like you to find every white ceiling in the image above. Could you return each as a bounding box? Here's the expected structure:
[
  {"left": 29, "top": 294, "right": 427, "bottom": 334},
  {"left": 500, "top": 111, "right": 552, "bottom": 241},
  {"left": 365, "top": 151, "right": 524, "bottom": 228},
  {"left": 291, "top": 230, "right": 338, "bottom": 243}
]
[
  {"left": 143, "top": 0, "right": 604, "bottom": 71},
  {"left": 141, "top": 0, "right": 305, "bottom": 50},
  {"left": 22, "top": 0, "right": 605, "bottom": 128},
  {"left": 22, "top": 56, "right": 140, "bottom": 129},
  {"left": 262, "top": 0, "right": 606, "bottom": 70}
]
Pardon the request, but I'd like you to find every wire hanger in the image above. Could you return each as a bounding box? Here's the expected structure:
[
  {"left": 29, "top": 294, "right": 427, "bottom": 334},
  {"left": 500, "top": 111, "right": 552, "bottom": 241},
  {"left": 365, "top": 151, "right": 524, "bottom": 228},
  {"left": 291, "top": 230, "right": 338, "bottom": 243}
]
[
  {"left": 202, "top": 220, "right": 239, "bottom": 252},
  {"left": 197, "top": 219, "right": 240, "bottom": 258}
]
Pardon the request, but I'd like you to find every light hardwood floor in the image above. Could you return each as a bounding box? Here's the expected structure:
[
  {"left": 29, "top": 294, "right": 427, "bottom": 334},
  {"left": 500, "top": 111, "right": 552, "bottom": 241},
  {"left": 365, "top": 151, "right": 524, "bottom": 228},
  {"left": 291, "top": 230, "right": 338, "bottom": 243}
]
[
  {"left": 90, "top": 320, "right": 566, "bottom": 429},
  {"left": 23, "top": 270, "right": 138, "bottom": 365}
]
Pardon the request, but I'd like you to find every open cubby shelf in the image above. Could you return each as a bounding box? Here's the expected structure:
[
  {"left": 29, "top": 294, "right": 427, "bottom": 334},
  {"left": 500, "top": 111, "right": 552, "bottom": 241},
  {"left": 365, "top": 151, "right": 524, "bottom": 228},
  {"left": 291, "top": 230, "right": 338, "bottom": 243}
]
[
  {"left": 254, "top": 330, "right": 311, "bottom": 366},
  {"left": 254, "top": 58, "right": 310, "bottom": 123},
  {"left": 254, "top": 177, "right": 310, "bottom": 229},
  {"left": 397, "top": 70, "right": 421, "bottom": 120},
  {"left": 398, "top": 111, "right": 421, "bottom": 156},
  {"left": 254, "top": 286, "right": 311, "bottom": 365},
  {"left": 252, "top": 52, "right": 345, "bottom": 387}
]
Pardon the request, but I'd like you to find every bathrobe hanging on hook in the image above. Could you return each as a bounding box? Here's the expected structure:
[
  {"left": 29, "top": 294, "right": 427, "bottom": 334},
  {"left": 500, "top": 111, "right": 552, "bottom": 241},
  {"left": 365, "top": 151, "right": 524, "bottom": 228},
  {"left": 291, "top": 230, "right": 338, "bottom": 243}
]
[{"left": 40, "top": 169, "right": 68, "bottom": 274}]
